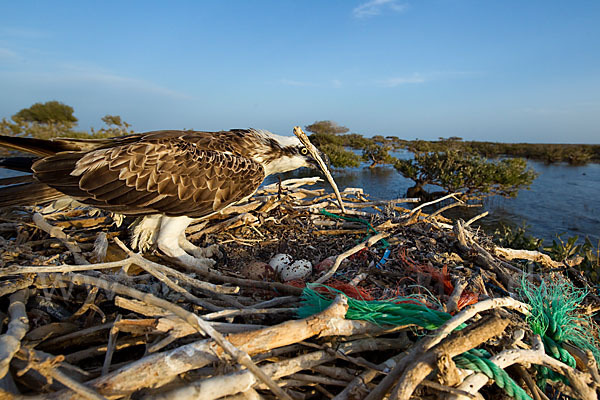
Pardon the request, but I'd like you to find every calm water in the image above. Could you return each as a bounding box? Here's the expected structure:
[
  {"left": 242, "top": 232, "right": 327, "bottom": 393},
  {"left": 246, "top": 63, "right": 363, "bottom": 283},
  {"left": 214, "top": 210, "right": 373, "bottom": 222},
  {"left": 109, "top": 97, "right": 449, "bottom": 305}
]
[
  {"left": 271, "top": 150, "right": 600, "bottom": 245},
  {"left": 2, "top": 153, "right": 599, "bottom": 244}
]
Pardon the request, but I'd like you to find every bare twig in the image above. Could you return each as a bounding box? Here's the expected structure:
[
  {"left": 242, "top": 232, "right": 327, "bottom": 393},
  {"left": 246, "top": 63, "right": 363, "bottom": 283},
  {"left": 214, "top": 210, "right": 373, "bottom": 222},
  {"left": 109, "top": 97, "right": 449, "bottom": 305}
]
[
  {"left": 390, "top": 314, "right": 509, "bottom": 400},
  {"left": 32, "top": 212, "right": 88, "bottom": 265},
  {"left": 101, "top": 315, "right": 121, "bottom": 376},
  {"left": 316, "top": 232, "right": 389, "bottom": 284},
  {"left": 293, "top": 126, "right": 346, "bottom": 213},
  {"left": 410, "top": 192, "right": 462, "bottom": 216},
  {"left": 464, "top": 211, "right": 489, "bottom": 227},
  {"left": 0, "top": 289, "right": 30, "bottom": 379},
  {"left": 453, "top": 335, "right": 597, "bottom": 400}
]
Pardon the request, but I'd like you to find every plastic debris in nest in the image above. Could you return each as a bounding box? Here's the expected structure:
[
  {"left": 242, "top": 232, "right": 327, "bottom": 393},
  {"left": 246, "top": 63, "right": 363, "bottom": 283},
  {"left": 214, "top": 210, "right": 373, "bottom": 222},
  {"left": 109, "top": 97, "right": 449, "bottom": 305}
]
[
  {"left": 396, "top": 247, "right": 479, "bottom": 312},
  {"left": 520, "top": 276, "right": 600, "bottom": 387},
  {"left": 297, "top": 283, "right": 458, "bottom": 330}
]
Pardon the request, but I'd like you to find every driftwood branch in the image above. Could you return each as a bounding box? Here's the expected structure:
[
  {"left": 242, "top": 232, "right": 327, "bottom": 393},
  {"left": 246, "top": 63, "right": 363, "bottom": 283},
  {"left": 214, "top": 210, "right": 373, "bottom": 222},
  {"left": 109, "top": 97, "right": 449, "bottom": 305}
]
[
  {"left": 494, "top": 246, "right": 564, "bottom": 269},
  {"left": 46, "top": 295, "right": 349, "bottom": 399},
  {"left": 0, "top": 289, "right": 30, "bottom": 379},
  {"left": 316, "top": 232, "right": 389, "bottom": 284},
  {"left": 32, "top": 213, "right": 88, "bottom": 265},
  {"left": 390, "top": 313, "right": 510, "bottom": 400},
  {"left": 364, "top": 297, "right": 529, "bottom": 400},
  {"left": 452, "top": 335, "right": 598, "bottom": 400},
  {"left": 293, "top": 126, "right": 346, "bottom": 213}
]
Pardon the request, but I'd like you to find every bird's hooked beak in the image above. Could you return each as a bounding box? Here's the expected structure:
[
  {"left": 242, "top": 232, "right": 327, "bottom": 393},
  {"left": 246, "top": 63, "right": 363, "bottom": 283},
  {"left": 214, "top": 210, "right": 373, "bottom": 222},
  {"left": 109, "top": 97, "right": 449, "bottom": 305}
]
[
  {"left": 306, "top": 149, "right": 331, "bottom": 171},
  {"left": 318, "top": 149, "right": 331, "bottom": 169}
]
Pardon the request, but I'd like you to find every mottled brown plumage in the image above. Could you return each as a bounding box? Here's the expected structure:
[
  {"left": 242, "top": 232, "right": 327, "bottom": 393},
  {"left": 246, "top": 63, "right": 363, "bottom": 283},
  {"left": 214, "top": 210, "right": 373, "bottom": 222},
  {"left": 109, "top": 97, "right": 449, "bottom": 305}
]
[
  {"left": 0, "top": 129, "right": 321, "bottom": 267},
  {"left": 32, "top": 132, "right": 265, "bottom": 217},
  {"left": 1, "top": 129, "right": 313, "bottom": 216}
]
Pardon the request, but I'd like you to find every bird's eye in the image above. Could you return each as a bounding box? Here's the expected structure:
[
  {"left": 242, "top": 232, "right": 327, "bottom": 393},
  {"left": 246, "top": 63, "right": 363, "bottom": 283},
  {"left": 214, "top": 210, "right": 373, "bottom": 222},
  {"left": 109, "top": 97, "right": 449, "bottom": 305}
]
[{"left": 300, "top": 147, "right": 308, "bottom": 155}]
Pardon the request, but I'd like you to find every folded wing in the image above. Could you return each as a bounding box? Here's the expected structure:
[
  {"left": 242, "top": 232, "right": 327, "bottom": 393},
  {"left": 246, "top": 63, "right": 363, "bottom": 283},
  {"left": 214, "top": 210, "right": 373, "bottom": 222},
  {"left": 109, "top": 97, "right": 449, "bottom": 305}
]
[{"left": 31, "top": 136, "right": 265, "bottom": 217}]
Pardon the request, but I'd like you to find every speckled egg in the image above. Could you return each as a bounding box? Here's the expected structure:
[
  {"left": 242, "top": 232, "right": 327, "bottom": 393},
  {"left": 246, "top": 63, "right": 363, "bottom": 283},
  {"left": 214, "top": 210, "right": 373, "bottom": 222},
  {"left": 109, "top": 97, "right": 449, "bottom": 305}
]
[
  {"left": 314, "top": 256, "right": 337, "bottom": 273},
  {"left": 241, "top": 261, "right": 276, "bottom": 281},
  {"left": 279, "top": 259, "right": 312, "bottom": 282},
  {"left": 269, "top": 253, "right": 293, "bottom": 273}
]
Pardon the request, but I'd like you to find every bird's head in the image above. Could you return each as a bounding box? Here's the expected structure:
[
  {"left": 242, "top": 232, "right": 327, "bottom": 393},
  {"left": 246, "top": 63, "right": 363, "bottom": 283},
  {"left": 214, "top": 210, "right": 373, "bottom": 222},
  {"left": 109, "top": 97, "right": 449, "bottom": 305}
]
[{"left": 250, "top": 129, "right": 330, "bottom": 176}]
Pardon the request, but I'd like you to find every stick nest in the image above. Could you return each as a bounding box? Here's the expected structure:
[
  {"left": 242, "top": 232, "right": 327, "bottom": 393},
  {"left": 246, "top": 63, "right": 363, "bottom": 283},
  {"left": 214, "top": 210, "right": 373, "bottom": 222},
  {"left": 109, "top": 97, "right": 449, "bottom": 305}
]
[{"left": 1, "top": 177, "right": 599, "bottom": 400}]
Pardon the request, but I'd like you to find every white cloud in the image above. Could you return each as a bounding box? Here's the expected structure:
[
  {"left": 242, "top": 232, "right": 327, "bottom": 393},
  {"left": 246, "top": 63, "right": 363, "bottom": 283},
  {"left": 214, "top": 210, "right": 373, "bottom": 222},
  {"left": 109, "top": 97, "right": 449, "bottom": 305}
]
[
  {"left": 52, "top": 62, "right": 191, "bottom": 99},
  {"left": 353, "top": 0, "right": 407, "bottom": 18},
  {"left": 377, "top": 70, "right": 479, "bottom": 87},
  {"left": 1, "top": 62, "right": 192, "bottom": 101},
  {"left": 332, "top": 79, "right": 342, "bottom": 88},
  {"left": 379, "top": 73, "right": 426, "bottom": 87}
]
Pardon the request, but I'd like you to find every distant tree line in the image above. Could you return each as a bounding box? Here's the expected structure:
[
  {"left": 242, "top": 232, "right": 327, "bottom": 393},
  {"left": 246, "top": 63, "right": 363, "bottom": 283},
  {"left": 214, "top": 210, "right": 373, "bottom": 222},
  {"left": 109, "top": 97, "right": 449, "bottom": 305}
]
[
  {"left": 383, "top": 136, "right": 600, "bottom": 166},
  {"left": 1, "top": 104, "right": 590, "bottom": 201},
  {"left": 305, "top": 120, "right": 538, "bottom": 201},
  {"left": 0, "top": 100, "right": 133, "bottom": 140}
]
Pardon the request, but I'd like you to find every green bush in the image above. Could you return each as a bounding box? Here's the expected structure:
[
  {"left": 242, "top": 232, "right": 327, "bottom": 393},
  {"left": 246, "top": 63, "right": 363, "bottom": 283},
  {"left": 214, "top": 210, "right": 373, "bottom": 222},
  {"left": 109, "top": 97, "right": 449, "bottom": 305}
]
[
  {"left": 0, "top": 101, "right": 132, "bottom": 141},
  {"left": 394, "top": 150, "right": 538, "bottom": 199},
  {"left": 317, "top": 143, "right": 362, "bottom": 168}
]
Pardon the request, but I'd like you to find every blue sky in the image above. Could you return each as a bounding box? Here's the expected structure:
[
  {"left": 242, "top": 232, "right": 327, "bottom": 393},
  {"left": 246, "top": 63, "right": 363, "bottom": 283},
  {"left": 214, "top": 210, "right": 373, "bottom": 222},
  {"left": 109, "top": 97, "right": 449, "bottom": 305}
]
[{"left": 1, "top": 1, "right": 599, "bottom": 143}]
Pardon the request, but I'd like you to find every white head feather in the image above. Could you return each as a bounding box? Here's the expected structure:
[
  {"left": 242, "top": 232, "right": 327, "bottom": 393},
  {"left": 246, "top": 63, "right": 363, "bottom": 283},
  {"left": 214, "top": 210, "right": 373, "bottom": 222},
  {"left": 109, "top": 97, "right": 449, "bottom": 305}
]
[{"left": 250, "top": 129, "right": 312, "bottom": 175}]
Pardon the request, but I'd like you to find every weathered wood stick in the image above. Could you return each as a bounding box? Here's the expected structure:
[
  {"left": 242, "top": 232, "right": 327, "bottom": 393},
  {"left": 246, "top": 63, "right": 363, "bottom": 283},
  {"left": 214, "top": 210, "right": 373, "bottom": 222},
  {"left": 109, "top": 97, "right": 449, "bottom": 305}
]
[
  {"left": 101, "top": 315, "right": 121, "bottom": 376},
  {"left": 445, "top": 278, "right": 467, "bottom": 314},
  {"left": 333, "top": 353, "right": 405, "bottom": 400},
  {"left": 494, "top": 246, "right": 564, "bottom": 269},
  {"left": 152, "top": 338, "right": 404, "bottom": 400},
  {"left": 293, "top": 126, "right": 346, "bottom": 213},
  {"left": 464, "top": 211, "right": 489, "bottom": 227},
  {"left": 32, "top": 212, "right": 88, "bottom": 265},
  {"left": 452, "top": 335, "right": 598, "bottom": 400},
  {"left": 43, "top": 292, "right": 349, "bottom": 399},
  {"left": 0, "top": 276, "right": 34, "bottom": 298},
  {"left": 0, "top": 289, "right": 29, "bottom": 379},
  {"left": 260, "top": 177, "right": 323, "bottom": 192},
  {"left": 0, "top": 260, "right": 132, "bottom": 277},
  {"left": 316, "top": 232, "right": 389, "bottom": 284},
  {"left": 409, "top": 192, "right": 462, "bottom": 216},
  {"left": 363, "top": 297, "right": 530, "bottom": 400},
  {"left": 390, "top": 314, "right": 510, "bottom": 400}
]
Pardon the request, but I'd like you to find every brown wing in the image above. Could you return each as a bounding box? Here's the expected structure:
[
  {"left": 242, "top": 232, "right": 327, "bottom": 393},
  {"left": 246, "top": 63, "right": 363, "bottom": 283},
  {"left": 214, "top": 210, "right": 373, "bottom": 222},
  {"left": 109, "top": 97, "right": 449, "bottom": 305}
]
[{"left": 31, "top": 137, "right": 265, "bottom": 217}]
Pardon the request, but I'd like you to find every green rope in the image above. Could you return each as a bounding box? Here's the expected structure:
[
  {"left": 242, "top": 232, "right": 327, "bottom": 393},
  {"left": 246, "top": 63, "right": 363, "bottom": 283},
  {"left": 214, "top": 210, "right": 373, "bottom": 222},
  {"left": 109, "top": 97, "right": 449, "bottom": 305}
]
[
  {"left": 298, "top": 284, "right": 530, "bottom": 400},
  {"left": 319, "top": 209, "right": 390, "bottom": 248},
  {"left": 299, "top": 277, "right": 600, "bottom": 400},
  {"left": 542, "top": 335, "right": 576, "bottom": 368},
  {"left": 520, "top": 276, "right": 600, "bottom": 388},
  {"left": 454, "top": 351, "right": 532, "bottom": 400},
  {"left": 297, "top": 283, "right": 455, "bottom": 329}
]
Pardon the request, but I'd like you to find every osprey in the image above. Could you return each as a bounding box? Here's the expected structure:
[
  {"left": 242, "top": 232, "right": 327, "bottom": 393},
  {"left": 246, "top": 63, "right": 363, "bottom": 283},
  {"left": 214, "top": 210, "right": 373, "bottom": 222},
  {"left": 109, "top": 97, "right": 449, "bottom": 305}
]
[{"left": 0, "top": 129, "right": 326, "bottom": 267}]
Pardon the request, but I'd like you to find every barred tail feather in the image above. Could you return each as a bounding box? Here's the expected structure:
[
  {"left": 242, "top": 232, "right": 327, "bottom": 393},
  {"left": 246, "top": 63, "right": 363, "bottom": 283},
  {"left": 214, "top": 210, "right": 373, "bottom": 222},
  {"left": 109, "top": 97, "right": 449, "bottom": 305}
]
[
  {"left": 0, "top": 135, "right": 81, "bottom": 156},
  {"left": 0, "top": 181, "right": 65, "bottom": 208}
]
